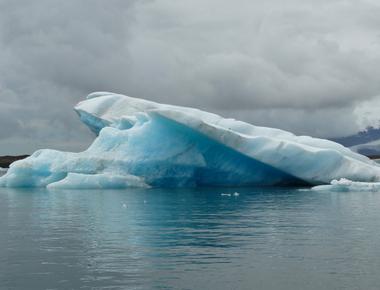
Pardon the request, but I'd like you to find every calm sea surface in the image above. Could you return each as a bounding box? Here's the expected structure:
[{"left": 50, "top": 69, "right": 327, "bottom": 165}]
[{"left": 1, "top": 185, "right": 380, "bottom": 289}]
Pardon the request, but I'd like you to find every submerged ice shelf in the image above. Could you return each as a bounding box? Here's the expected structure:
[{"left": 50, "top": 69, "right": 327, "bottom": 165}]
[{"left": 1, "top": 92, "right": 380, "bottom": 189}]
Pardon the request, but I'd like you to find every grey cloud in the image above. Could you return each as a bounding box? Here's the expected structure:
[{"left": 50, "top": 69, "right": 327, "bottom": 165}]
[{"left": 0, "top": 0, "right": 380, "bottom": 154}]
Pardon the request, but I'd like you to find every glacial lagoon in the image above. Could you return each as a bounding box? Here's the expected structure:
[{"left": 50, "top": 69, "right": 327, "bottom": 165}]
[{"left": 1, "top": 186, "right": 380, "bottom": 289}]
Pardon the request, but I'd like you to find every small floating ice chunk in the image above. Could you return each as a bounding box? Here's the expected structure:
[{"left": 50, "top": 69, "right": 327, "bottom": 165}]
[
  {"left": 221, "top": 193, "right": 232, "bottom": 197},
  {"left": 312, "top": 178, "right": 380, "bottom": 192},
  {"left": 233, "top": 192, "right": 240, "bottom": 196}
]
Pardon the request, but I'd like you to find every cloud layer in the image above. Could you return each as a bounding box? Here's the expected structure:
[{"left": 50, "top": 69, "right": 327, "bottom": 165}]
[{"left": 0, "top": 0, "right": 380, "bottom": 154}]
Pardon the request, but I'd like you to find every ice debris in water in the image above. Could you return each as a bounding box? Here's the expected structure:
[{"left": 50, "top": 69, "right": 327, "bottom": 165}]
[
  {"left": 312, "top": 178, "right": 380, "bottom": 192},
  {"left": 1, "top": 92, "right": 380, "bottom": 189}
]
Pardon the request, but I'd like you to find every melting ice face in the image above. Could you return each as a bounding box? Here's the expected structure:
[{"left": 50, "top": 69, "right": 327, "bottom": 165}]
[{"left": 1, "top": 92, "right": 380, "bottom": 189}]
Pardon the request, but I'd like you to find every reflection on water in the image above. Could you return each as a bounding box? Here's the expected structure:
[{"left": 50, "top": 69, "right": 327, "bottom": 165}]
[{"left": 1, "top": 187, "right": 380, "bottom": 289}]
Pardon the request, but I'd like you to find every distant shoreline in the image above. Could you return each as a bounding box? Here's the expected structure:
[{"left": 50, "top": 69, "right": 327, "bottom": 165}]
[
  {"left": 0, "top": 153, "right": 379, "bottom": 169},
  {"left": 0, "top": 155, "right": 29, "bottom": 168}
]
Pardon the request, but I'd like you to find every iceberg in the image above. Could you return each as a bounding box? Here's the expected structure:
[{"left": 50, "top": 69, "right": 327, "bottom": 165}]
[{"left": 1, "top": 92, "right": 380, "bottom": 189}]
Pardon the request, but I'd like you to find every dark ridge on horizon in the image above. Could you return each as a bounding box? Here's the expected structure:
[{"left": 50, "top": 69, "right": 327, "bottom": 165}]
[
  {"left": 0, "top": 155, "right": 29, "bottom": 168},
  {"left": 331, "top": 126, "right": 380, "bottom": 147},
  {"left": 0, "top": 154, "right": 379, "bottom": 169}
]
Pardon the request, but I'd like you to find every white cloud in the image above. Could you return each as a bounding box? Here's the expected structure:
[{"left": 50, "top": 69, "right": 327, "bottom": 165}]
[{"left": 0, "top": 0, "right": 380, "bottom": 153}]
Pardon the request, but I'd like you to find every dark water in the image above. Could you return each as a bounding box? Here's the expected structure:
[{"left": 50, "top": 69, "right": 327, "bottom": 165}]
[{"left": 1, "top": 187, "right": 380, "bottom": 290}]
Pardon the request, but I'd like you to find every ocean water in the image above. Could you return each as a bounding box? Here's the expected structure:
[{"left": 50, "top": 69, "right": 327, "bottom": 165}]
[{"left": 1, "top": 186, "right": 380, "bottom": 289}]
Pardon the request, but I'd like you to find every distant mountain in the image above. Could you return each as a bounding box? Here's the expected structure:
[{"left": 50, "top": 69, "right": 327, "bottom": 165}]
[
  {"left": 350, "top": 139, "right": 380, "bottom": 157},
  {"left": 332, "top": 126, "right": 380, "bottom": 147},
  {"left": 0, "top": 155, "right": 29, "bottom": 168},
  {"left": 331, "top": 126, "right": 380, "bottom": 157}
]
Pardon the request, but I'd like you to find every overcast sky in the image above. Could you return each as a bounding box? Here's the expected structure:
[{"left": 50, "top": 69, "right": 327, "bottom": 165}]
[{"left": 0, "top": 0, "right": 380, "bottom": 154}]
